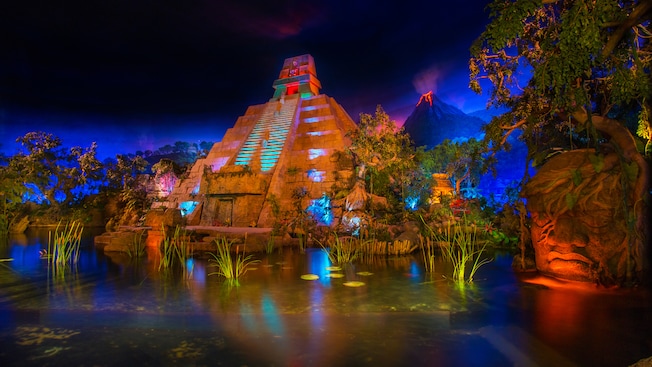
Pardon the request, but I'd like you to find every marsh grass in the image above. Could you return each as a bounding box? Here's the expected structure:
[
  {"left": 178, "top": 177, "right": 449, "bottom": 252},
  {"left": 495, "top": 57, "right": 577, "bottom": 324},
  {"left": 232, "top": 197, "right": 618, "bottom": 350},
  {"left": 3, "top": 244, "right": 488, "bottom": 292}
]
[
  {"left": 419, "top": 235, "right": 437, "bottom": 273},
  {"left": 47, "top": 220, "right": 83, "bottom": 272},
  {"left": 159, "top": 225, "right": 193, "bottom": 276},
  {"left": 421, "top": 216, "right": 492, "bottom": 283},
  {"left": 159, "top": 227, "right": 175, "bottom": 270},
  {"left": 265, "top": 236, "right": 276, "bottom": 254},
  {"left": 318, "top": 233, "right": 360, "bottom": 264},
  {"left": 208, "top": 237, "right": 260, "bottom": 285},
  {"left": 127, "top": 229, "right": 147, "bottom": 259},
  {"left": 359, "top": 239, "right": 417, "bottom": 256}
]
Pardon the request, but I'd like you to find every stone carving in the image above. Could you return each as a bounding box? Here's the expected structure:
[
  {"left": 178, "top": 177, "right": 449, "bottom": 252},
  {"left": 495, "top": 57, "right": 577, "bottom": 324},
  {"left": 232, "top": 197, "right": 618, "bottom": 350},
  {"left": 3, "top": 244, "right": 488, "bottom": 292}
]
[{"left": 522, "top": 148, "right": 648, "bottom": 285}]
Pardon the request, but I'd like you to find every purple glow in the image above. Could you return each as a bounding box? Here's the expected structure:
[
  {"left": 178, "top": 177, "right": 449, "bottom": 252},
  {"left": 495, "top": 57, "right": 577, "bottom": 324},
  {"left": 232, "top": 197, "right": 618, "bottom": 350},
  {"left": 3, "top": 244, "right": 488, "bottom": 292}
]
[
  {"left": 155, "top": 172, "right": 177, "bottom": 198},
  {"left": 211, "top": 157, "right": 229, "bottom": 172}
]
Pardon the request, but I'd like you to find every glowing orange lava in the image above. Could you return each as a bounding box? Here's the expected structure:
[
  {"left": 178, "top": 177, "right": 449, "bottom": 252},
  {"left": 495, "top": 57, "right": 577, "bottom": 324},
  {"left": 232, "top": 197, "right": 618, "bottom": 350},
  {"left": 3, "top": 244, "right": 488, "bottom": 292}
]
[{"left": 417, "top": 91, "right": 434, "bottom": 107}]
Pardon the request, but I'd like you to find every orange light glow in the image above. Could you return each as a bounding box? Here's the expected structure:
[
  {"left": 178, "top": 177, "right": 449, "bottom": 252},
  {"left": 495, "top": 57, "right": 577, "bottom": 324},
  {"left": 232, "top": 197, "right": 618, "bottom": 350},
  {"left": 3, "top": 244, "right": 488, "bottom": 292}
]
[
  {"left": 417, "top": 91, "right": 434, "bottom": 107},
  {"left": 520, "top": 274, "right": 609, "bottom": 292}
]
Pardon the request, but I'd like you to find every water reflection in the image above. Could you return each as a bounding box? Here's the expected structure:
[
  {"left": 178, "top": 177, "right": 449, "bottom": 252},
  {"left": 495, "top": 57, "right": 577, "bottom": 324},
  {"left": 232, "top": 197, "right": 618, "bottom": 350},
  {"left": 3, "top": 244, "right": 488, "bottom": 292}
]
[{"left": 0, "top": 229, "right": 650, "bottom": 366}]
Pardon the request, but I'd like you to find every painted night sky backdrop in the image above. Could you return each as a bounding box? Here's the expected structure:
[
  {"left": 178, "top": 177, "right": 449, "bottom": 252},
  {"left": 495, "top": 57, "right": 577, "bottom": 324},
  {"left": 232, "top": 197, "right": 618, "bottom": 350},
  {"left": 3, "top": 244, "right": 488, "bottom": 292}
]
[{"left": 1, "top": 0, "right": 494, "bottom": 159}]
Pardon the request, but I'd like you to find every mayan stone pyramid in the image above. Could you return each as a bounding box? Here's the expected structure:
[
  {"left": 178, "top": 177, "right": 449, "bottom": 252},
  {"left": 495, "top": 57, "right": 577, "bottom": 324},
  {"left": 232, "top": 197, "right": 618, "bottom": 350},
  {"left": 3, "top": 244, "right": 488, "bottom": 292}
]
[{"left": 158, "top": 54, "right": 358, "bottom": 228}]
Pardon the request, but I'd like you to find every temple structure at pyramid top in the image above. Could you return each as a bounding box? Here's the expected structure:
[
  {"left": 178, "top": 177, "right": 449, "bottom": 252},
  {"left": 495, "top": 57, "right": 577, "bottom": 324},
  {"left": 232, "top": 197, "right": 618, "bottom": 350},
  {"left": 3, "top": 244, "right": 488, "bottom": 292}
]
[
  {"left": 154, "top": 54, "right": 358, "bottom": 228},
  {"left": 272, "top": 54, "right": 322, "bottom": 99}
]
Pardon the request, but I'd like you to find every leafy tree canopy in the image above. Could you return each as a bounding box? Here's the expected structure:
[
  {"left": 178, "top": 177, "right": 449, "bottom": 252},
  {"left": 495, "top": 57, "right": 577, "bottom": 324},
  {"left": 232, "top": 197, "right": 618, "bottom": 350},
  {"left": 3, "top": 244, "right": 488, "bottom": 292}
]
[
  {"left": 10, "top": 131, "right": 104, "bottom": 207},
  {"left": 419, "top": 138, "right": 487, "bottom": 196},
  {"left": 347, "top": 106, "right": 417, "bottom": 203},
  {"left": 470, "top": 0, "right": 651, "bottom": 278},
  {"left": 470, "top": 0, "right": 651, "bottom": 160},
  {"left": 104, "top": 154, "right": 149, "bottom": 190},
  {"left": 470, "top": 0, "right": 650, "bottom": 207},
  {"left": 348, "top": 106, "right": 416, "bottom": 177}
]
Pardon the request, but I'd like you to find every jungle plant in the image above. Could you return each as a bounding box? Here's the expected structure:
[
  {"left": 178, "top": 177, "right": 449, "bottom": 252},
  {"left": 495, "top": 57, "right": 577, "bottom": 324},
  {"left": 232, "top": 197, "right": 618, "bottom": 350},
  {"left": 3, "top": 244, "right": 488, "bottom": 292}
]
[
  {"left": 265, "top": 236, "right": 276, "bottom": 254},
  {"left": 127, "top": 229, "right": 147, "bottom": 258},
  {"left": 346, "top": 106, "right": 418, "bottom": 214},
  {"left": 419, "top": 234, "right": 437, "bottom": 273},
  {"left": 160, "top": 227, "right": 175, "bottom": 270},
  {"left": 0, "top": 164, "right": 29, "bottom": 236},
  {"left": 318, "top": 233, "right": 360, "bottom": 264},
  {"left": 104, "top": 153, "right": 149, "bottom": 226},
  {"left": 486, "top": 228, "right": 518, "bottom": 249},
  {"left": 11, "top": 132, "right": 103, "bottom": 209},
  {"left": 420, "top": 139, "right": 487, "bottom": 198},
  {"left": 289, "top": 186, "right": 315, "bottom": 252},
  {"left": 358, "top": 238, "right": 416, "bottom": 257},
  {"left": 159, "top": 225, "right": 192, "bottom": 274},
  {"left": 470, "top": 0, "right": 650, "bottom": 282},
  {"left": 208, "top": 237, "right": 259, "bottom": 284},
  {"left": 421, "top": 216, "right": 491, "bottom": 283},
  {"left": 265, "top": 194, "right": 283, "bottom": 253},
  {"left": 47, "top": 220, "right": 84, "bottom": 272}
]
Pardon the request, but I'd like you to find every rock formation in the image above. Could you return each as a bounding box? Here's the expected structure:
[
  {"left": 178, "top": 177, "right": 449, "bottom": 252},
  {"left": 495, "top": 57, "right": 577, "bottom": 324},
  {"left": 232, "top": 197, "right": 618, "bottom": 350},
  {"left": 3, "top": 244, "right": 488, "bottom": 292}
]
[{"left": 522, "top": 148, "right": 648, "bottom": 286}]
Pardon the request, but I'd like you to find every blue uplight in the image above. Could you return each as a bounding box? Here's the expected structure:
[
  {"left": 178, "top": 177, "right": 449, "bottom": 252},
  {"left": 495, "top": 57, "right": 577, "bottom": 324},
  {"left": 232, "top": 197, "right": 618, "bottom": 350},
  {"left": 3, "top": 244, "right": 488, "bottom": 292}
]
[
  {"left": 307, "top": 194, "right": 333, "bottom": 226},
  {"left": 405, "top": 195, "right": 419, "bottom": 211},
  {"left": 179, "top": 201, "right": 199, "bottom": 216}
]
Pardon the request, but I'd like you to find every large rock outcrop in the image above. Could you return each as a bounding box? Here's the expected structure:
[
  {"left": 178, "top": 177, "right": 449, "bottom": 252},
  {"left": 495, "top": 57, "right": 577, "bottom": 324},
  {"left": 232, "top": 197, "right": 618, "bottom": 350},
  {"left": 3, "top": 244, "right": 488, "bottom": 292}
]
[{"left": 522, "top": 148, "right": 648, "bottom": 286}]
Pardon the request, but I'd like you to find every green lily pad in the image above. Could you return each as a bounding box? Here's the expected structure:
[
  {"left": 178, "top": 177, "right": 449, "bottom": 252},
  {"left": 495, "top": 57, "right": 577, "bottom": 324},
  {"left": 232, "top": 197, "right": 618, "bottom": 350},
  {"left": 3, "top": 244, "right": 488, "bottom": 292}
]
[
  {"left": 301, "top": 274, "right": 319, "bottom": 280},
  {"left": 325, "top": 266, "right": 342, "bottom": 271},
  {"left": 356, "top": 271, "right": 374, "bottom": 276},
  {"left": 343, "top": 281, "right": 365, "bottom": 287},
  {"left": 325, "top": 273, "right": 344, "bottom": 278}
]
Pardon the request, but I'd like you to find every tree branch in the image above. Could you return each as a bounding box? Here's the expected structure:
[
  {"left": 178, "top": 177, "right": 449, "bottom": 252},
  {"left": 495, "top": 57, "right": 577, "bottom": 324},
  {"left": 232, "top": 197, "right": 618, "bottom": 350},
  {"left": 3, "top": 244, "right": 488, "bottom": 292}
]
[{"left": 601, "top": 0, "right": 652, "bottom": 59}]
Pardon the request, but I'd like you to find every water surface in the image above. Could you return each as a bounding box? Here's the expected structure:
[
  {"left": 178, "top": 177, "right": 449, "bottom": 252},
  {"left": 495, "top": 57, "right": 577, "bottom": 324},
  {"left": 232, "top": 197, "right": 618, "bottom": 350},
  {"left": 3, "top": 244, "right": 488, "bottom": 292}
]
[{"left": 0, "top": 228, "right": 650, "bottom": 366}]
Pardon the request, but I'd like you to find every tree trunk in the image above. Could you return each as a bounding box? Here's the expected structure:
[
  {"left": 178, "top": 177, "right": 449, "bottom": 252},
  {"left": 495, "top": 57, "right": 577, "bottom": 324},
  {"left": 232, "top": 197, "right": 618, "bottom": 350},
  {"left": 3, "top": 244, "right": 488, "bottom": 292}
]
[{"left": 455, "top": 169, "right": 471, "bottom": 197}]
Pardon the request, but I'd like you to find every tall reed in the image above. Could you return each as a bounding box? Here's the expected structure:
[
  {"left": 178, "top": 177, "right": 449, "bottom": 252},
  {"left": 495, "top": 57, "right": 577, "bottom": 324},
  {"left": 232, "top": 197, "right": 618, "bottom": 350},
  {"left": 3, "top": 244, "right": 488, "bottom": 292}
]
[
  {"left": 421, "top": 216, "right": 491, "bottom": 283},
  {"left": 265, "top": 236, "right": 276, "bottom": 254},
  {"left": 48, "top": 220, "right": 84, "bottom": 271},
  {"left": 359, "top": 239, "right": 417, "bottom": 256},
  {"left": 318, "top": 233, "right": 360, "bottom": 264},
  {"left": 208, "top": 237, "right": 259, "bottom": 283},
  {"left": 127, "top": 229, "right": 147, "bottom": 258},
  {"left": 159, "top": 225, "right": 192, "bottom": 274},
  {"left": 159, "top": 226, "right": 175, "bottom": 270},
  {"left": 419, "top": 234, "right": 437, "bottom": 273}
]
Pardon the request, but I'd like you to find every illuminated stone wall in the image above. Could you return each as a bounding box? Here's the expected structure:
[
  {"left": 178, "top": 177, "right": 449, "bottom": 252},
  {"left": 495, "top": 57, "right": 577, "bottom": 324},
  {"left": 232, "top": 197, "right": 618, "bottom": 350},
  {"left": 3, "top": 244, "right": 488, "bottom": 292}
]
[
  {"left": 160, "top": 55, "right": 358, "bottom": 228},
  {"left": 257, "top": 94, "right": 357, "bottom": 227}
]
